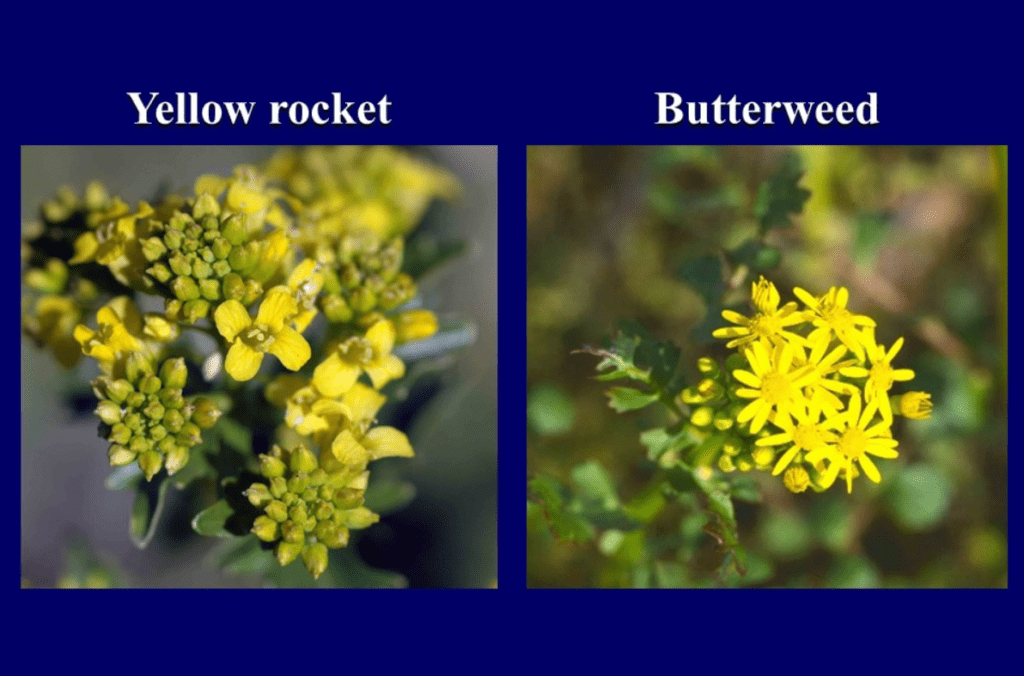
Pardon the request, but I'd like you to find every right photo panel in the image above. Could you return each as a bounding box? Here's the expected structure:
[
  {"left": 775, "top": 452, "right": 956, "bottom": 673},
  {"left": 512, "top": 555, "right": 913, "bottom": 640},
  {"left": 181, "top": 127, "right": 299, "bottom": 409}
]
[{"left": 527, "top": 146, "right": 1007, "bottom": 588}]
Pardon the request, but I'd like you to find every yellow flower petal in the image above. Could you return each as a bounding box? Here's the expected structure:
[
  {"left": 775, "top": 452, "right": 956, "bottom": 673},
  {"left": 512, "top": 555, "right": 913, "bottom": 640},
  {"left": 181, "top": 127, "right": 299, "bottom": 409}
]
[
  {"left": 859, "top": 455, "right": 881, "bottom": 483},
  {"left": 69, "top": 232, "right": 99, "bottom": 264},
  {"left": 265, "top": 375, "right": 306, "bottom": 408},
  {"left": 732, "top": 370, "right": 761, "bottom": 388},
  {"left": 313, "top": 354, "right": 359, "bottom": 398},
  {"left": 255, "top": 290, "right": 297, "bottom": 333},
  {"left": 363, "top": 426, "right": 414, "bottom": 459},
  {"left": 227, "top": 181, "right": 270, "bottom": 214},
  {"left": 340, "top": 383, "right": 387, "bottom": 422},
  {"left": 330, "top": 429, "right": 369, "bottom": 466},
  {"left": 364, "top": 354, "right": 405, "bottom": 389},
  {"left": 214, "top": 300, "right": 251, "bottom": 341},
  {"left": 268, "top": 327, "right": 311, "bottom": 371},
  {"left": 225, "top": 341, "right": 263, "bottom": 381},
  {"left": 365, "top": 320, "right": 396, "bottom": 356},
  {"left": 194, "top": 174, "right": 229, "bottom": 197}
]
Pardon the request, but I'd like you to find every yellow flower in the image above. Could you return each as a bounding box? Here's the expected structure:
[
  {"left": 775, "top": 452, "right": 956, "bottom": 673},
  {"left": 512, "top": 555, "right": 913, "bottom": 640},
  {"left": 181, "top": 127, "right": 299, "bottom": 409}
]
[
  {"left": 783, "top": 466, "right": 811, "bottom": 493},
  {"left": 312, "top": 320, "right": 405, "bottom": 397},
  {"left": 326, "top": 419, "right": 414, "bottom": 471},
  {"left": 732, "top": 340, "right": 817, "bottom": 433},
  {"left": 23, "top": 295, "right": 83, "bottom": 368},
  {"left": 394, "top": 309, "right": 439, "bottom": 343},
  {"left": 281, "top": 259, "right": 325, "bottom": 332},
  {"left": 755, "top": 399, "right": 838, "bottom": 476},
  {"left": 839, "top": 327, "right": 915, "bottom": 423},
  {"left": 793, "top": 285, "right": 875, "bottom": 361},
  {"left": 808, "top": 390, "right": 899, "bottom": 493},
  {"left": 214, "top": 290, "right": 311, "bottom": 381},
  {"left": 793, "top": 330, "right": 856, "bottom": 415},
  {"left": 898, "top": 391, "right": 933, "bottom": 419},
  {"left": 712, "top": 276, "right": 807, "bottom": 349},
  {"left": 73, "top": 296, "right": 147, "bottom": 369}
]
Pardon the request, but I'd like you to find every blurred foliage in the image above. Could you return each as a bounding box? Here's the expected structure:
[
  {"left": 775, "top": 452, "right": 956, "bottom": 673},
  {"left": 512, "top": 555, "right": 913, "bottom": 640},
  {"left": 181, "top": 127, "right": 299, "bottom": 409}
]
[{"left": 527, "top": 146, "right": 1006, "bottom": 588}]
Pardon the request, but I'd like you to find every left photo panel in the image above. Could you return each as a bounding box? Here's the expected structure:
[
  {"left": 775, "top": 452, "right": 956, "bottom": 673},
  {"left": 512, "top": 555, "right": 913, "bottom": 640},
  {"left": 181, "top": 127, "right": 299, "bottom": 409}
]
[{"left": 21, "top": 146, "right": 497, "bottom": 588}]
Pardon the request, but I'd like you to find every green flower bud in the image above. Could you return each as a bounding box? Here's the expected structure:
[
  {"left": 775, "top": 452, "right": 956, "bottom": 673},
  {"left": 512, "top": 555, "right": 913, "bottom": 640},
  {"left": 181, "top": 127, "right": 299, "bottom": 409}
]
[
  {"left": 221, "top": 214, "right": 247, "bottom": 246},
  {"left": 752, "top": 446, "right": 775, "bottom": 469},
  {"left": 308, "top": 468, "right": 328, "bottom": 487},
  {"left": 192, "top": 259, "right": 213, "bottom": 280},
  {"left": 275, "top": 541, "right": 303, "bottom": 567},
  {"left": 149, "top": 425, "right": 168, "bottom": 442},
  {"left": 302, "top": 487, "right": 318, "bottom": 503},
  {"left": 199, "top": 278, "right": 221, "bottom": 301},
  {"left": 340, "top": 507, "right": 379, "bottom": 530},
  {"left": 199, "top": 244, "right": 216, "bottom": 261},
  {"left": 164, "top": 299, "right": 183, "bottom": 321},
  {"left": 95, "top": 401, "right": 123, "bottom": 425},
  {"left": 289, "top": 446, "right": 318, "bottom": 474},
  {"left": 211, "top": 237, "right": 232, "bottom": 260},
  {"left": 266, "top": 500, "right": 288, "bottom": 523},
  {"left": 680, "top": 387, "right": 704, "bottom": 405},
  {"left": 339, "top": 263, "right": 361, "bottom": 289},
  {"left": 697, "top": 357, "right": 720, "bottom": 377},
  {"left": 168, "top": 252, "right": 192, "bottom": 277},
  {"left": 735, "top": 457, "right": 753, "bottom": 472},
  {"left": 146, "top": 263, "right": 173, "bottom": 284},
  {"left": 126, "top": 391, "right": 146, "bottom": 409},
  {"left": 242, "top": 279, "right": 263, "bottom": 305},
  {"left": 717, "top": 455, "right": 736, "bottom": 472},
  {"left": 139, "top": 375, "right": 162, "bottom": 395},
  {"left": 157, "top": 437, "right": 177, "bottom": 456},
  {"left": 164, "top": 446, "right": 189, "bottom": 475},
  {"left": 281, "top": 520, "right": 305, "bottom": 544},
  {"left": 108, "top": 445, "right": 136, "bottom": 467},
  {"left": 163, "top": 409, "right": 185, "bottom": 433},
  {"left": 333, "top": 489, "right": 363, "bottom": 510},
  {"left": 722, "top": 436, "right": 743, "bottom": 456},
  {"left": 201, "top": 215, "right": 220, "bottom": 232},
  {"left": 167, "top": 213, "right": 190, "bottom": 231},
  {"left": 301, "top": 543, "right": 329, "bottom": 580},
  {"left": 245, "top": 483, "right": 273, "bottom": 508},
  {"left": 315, "top": 521, "right": 349, "bottom": 549},
  {"left": 138, "top": 451, "right": 163, "bottom": 481},
  {"left": 182, "top": 299, "right": 211, "bottom": 323},
  {"left": 129, "top": 437, "right": 149, "bottom": 455},
  {"left": 252, "top": 515, "right": 279, "bottom": 542},
  {"left": 105, "top": 379, "right": 134, "bottom": 404},
  {"left": 212, "top": 260, "right": 232, "bottom": 278},
  {"left": 144, "top": 401, "right": 166, "bottom": 421},
  {"left": 690, "top": 407, "right": 714, "bottom": 428},
  {"left": 314, "top": 500, "right": 334, "bottom": 521},
  {"left": 348, "top": 287, "right": 377, "bottom": 314},
  {"left": 712, "top": 410, "right": 734, "bottom": 431},
  {"left": 142, "top": 237, "right": 167, "bottom": 262},
  {"left": 221, "top": 273, "right": 246, "bottom": 301},
  {"left": 191, "top": 397, "right": 221, "bottom": 429},
  {"left": 784, "top": 466, "right": 811, "bottom": 493},
  {"left": 160, "top": 358, "right": 188, "bottom": 390},
  {"left": 109, "top": 423, "right": 132, "bottom": 445},
  {"left": 176, "top": 422, "right": 202, "bottom": 447},
  {"left": 163, "top": 229, "right": 185, "bottom": 250},
  {"left": 126, "top": 353, "right": 155, "bottom": 382},
  {"left": 725, "top": 353, "right": 747, "bottom": 373},
  {"left": 171, "top": 276, "right": 200, "bottom": 302},
  {"left": 287, "top": 476, "right": 309, "bottom": 495},
  {"left": 124, "top": 413, "right": 144, "bottom": 432},
  {"left": 697, "top": 378, "right": 724, "bottom": 401},
  {"left": 321, "top": 294, "right": 353, "bottom": 323},
  {"left": 260, "top": 455, "right": 287, "bottom": 479},
  {"left": 269, "top": 476, "right": 288, "bottom": 498},
  {"left": 228, "top": 242, "right": 259, "bottom": 272}
]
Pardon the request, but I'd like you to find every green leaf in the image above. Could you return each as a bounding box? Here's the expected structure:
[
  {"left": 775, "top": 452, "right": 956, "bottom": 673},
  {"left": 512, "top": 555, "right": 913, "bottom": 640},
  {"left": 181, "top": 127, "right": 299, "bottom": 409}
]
[
  {"left": 212, "top": 536, "right": 275, "bottom": 576},
  {"left": 760, "top": 510, "right": 814, "bottom": 561},
  {"left": 570, "top": 461, "right": 618, "bottom": 506},
  {"left": 606, "top": 387, "right": 659, "bottom": 412},
  {"left": 217, "top": 417, "right": 253, "bottom": 455},
  {"left": 105, "top": 464, "right": 142, "bottom": 491},
  {"left": 168, "top": 448, "right": 216, "bottom": 490},
  {"left": 677, "top": 253, "right": 725, "bottom": 304},
  {"left": 730, "top": 239, "right": 782, "bottom": 272},
  {"left": 364, "top": 477, "right": 417, "bottom": 516},
  {"left": 886, "top": 464, "right": 953, "bottom": 532},
  {"left": 527, "top": 384, "right": 575, "bottom": 436},
  {"left": 323, "top": 546, "right": 407, "bottom": 589},
  {"left": 191, "top": 499, "right": 236, "bottom": 537},
  {"left": 528, "top": 476, "right": 593, "bottom": 542},
  {"left": 129, "top": 475, "right": 171, "bottom": 550},
  {"left": 754, "top": 152, "right": 810, "bottom": 232}
]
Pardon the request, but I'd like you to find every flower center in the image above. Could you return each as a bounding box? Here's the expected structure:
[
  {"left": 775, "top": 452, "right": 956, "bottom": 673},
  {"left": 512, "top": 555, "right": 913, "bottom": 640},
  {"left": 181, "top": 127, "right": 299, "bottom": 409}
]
[
  {"left": 750, "top": 313, "right": 782, "bottom": 338},
  {"left": 838, "top": 427, "right": 867, "bottom": 460},
  {"left": 759, "top": 372, "right": 791, "bottom": 405},
  {"left": 338, "top": 336, "right": 374, "bottom": 364},
  {"left": 869, "top": 361, "right": 894, "bottom": 391},
  {"left": 792, "top": 424, "right": 825, "bottom": 451},
  {"left": 820, "top": 303, "right": 854, "bottom": 333},
  {"left": 243, "top": 323, "right": 276, "bottom": 351}
]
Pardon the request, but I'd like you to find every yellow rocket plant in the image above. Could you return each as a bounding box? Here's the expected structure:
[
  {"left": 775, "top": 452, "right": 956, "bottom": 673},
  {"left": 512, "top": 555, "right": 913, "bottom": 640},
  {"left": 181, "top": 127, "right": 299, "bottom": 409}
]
[{"left": 21, "top": 146, "right": 460, "bottom": 580}]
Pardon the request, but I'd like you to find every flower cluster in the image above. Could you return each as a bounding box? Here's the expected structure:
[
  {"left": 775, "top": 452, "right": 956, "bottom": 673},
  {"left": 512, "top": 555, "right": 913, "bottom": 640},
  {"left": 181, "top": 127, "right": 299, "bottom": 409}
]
[
  {"left": 21, "top": 146, "right": 459, "bottom": 579},
  {"left": 689, "top": 276, "right": 932, "bottom": 493}
]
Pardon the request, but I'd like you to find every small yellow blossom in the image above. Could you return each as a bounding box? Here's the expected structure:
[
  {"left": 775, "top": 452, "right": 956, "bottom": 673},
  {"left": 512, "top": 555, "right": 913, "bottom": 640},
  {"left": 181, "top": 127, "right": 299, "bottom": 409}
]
[
  {"left": 756, "top": 399, "right": 837, "bottom": 476},
  {"left": 73, "top": 296, "right": 147, "bottom": 370},
  {"left": 809, "top": 390, "right": 899, "bottom": 493},
  {"left": 898, "top": 391, "right": 933, "bottom": 419},
  {"left": 840, "top": 327, "right": 915, "bottom": 423},
  {"left": 712, "top": 276, "right": 806, "bottom": 349},
  {"left": 214, "top": 290, "right": 311, "bottom": 381},
  {"left": 24, "top": 295, "right": 83, "bottom": 368},
  {"left": 313, "top": 320, "right": 405, "bottom": 397},
  {"left": 732, "top": 341, "right": 817, "bottom": 433},
  {"left": 793, "top": 285, "right": 875, "bottom": 360},
  {"left": 394, "top": 309, "right": 439, "bottom": 343}
]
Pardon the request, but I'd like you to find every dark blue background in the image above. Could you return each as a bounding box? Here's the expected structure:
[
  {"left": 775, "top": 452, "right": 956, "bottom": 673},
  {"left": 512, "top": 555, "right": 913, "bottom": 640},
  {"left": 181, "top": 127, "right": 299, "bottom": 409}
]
[{"left": 6, "top": 6, "right": 1013, "bottom": 670}]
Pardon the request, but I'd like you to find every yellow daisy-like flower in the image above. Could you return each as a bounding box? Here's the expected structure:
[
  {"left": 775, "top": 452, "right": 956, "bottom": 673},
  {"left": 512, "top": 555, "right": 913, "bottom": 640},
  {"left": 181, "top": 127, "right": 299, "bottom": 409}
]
[
  {"left": 808, "top": 390, "right": 899, "bottom": 493},
  {"left": 712, "top": 276, "right": 806, "bottom": 349},
  {"left": 793, "top": 285, "right": 875, "bottom": 361},
  {"left": 756, "top": 399, "right": 838, "bottom": 476},
  {"left": 793, "top": 330, "right": 856, "bottom": 415},
  {"left": 312, "top": 319, "right": 405, "bottom": 398},
  {"left": 214, "top": 289, "right": 311, "bottom": 381},
  {"left": 839, "top": 327, "right": 915, "bottom": 423},
  {"left": 732, "top": 340, "right": 817, "bottom": 433},
  {"left": 73, "top": 296, "right": 147, "bottom": 369}
]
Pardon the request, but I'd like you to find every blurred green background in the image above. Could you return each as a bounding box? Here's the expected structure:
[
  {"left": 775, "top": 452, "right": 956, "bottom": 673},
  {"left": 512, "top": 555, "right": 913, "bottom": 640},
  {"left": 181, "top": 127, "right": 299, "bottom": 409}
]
[
  {"left": 21, "top": 146, "right": 497, "bottom": 588},
  {"left": 526, "top": 146, "right": 1007, "bottom": 588}
]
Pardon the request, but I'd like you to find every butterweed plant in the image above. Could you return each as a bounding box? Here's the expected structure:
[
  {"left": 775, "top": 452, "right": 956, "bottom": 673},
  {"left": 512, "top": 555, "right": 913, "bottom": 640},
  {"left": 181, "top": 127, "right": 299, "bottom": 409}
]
[{"left": 22, "top": 146, "right": 465, "bottom": 584}]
